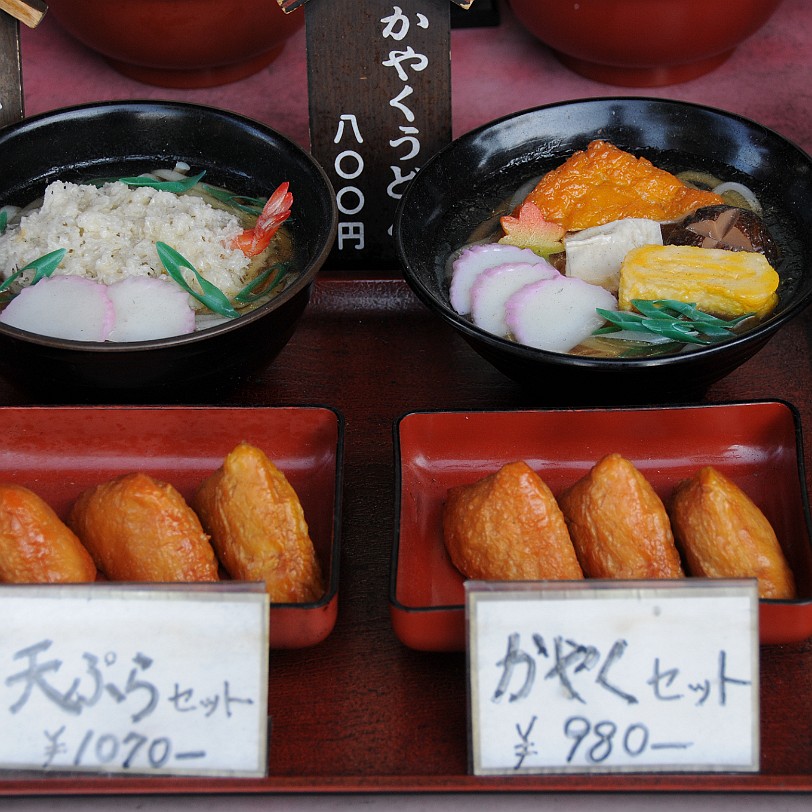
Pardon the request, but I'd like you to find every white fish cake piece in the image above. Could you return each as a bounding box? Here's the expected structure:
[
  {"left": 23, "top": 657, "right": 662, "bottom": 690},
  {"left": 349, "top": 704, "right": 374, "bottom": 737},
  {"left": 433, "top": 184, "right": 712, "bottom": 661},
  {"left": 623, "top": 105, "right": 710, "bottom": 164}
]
[
  {"left": 470, "top": 261, "right": 559, "bottom": 337},
  {"left": 0, "top": 276, "right": 114, "bottom": 341},
  {"left": 506, "top": 275, "right": 617, "bottom": 353},
  {"left": 449, "top": 243, "right": 548, "bottom": 315},
  {"left": 107, "top": 277, "right": 195, "bottom": 342}
]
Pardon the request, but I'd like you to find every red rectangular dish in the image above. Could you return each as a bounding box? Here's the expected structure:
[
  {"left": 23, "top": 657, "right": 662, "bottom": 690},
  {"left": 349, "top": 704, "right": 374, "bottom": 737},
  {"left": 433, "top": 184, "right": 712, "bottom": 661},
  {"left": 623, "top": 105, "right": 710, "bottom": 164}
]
[
  {"left": 391, "top": 402, "right": 812, "bottom": 650},
  {"left": 0, "top": 405, "right": 342, "bottom": 649}
]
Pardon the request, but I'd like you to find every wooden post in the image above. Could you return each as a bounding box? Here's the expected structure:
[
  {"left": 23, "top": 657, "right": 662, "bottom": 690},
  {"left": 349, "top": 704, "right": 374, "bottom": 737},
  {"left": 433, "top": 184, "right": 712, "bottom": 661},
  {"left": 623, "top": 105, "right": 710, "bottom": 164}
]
[
  {"left": 0, "top": 12, "right": 24, "bottom": 129},
  {"left": 282, "top": 0, "right": 468, "bottom": 270}
]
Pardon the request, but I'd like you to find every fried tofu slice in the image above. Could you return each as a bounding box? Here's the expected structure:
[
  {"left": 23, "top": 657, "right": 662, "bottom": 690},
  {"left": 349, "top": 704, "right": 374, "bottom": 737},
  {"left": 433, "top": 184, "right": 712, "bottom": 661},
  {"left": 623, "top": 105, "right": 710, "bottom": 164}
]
[
  {"left": 525, "top": 140, "right": 723, "bottom": 231},
  {"left": 194, "top": 442, "right": 324, "bottom": 603},
  {"left": 442, "top": 460, "right": 583, "bottom": 581},
  {"left": 69, "top": 472, "right": 219, "bottom": 582},
  {"left": 670, "top": 466, "right": 796, "bottom": 599},
  {"left": 558, "top": 453, "right": 684, "bottom": 579},
  {"left": 0, "top": 482, "right": 97, "bottom": 583}
]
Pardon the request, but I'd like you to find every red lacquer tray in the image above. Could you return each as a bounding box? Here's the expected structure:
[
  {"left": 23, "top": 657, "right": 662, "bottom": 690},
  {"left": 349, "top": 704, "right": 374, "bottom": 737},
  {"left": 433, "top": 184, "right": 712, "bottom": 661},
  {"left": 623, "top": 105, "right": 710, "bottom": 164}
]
[
  {"left": 0, "top": 405, "right": 343, "bottom": 649},
  {"left": 391, "top": 402, "right": 812, "bottom": 650}
]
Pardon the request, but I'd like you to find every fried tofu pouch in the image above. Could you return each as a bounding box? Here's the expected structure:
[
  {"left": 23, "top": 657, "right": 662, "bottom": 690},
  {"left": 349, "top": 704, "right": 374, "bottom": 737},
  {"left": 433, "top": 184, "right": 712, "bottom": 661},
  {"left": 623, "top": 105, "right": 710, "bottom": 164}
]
[
  {"left": 0, "top": 483, "right": 97, "bottom": 583},
  {"left": 69, "top": 472, "right": 219, "bottom": 582},
  {"left": 524, "top": 140, "right": 723, "bottom": 231},
  {"left": 193, "top": 442, "right": 324, "bottom": 603},
  {"left": 670, "top": 466, "right": 796, "bottom": 599},
  {"left": 558, "top": 453, "right": 684, "bottom": 579},
  {"left": 442, "top": 460, "right": 583, "bottom": 581}
]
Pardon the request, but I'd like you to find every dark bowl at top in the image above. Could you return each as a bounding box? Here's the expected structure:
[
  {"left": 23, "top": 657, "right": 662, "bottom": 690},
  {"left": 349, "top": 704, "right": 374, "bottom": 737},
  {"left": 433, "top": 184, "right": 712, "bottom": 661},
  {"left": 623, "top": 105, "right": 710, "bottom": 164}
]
[
  {"left": 0, "top": 101, "right": 337, "bottom": 402},
  {"left": 394, "top": 97, "right": 812, "bottom": 403}
]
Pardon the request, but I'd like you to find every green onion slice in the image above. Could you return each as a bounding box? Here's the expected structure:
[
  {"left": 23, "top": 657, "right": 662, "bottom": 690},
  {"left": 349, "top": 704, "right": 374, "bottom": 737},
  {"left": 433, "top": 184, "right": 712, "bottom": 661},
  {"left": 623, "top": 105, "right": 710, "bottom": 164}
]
[
  {"left": 596, "top": 299, "right": 754, "bottom": 346},
  {"left": 0, "top": 248, "right": 67, "bottom": 295},
  {"left": 87, "top": 172, "right": 265, "bottom": 216},
  {"left": 28, "top": 248, "right": 69, "bottom": 283},
  {"left": 200, "top": 184, "right": 266, "bottom": 216},
  {"left": 156, "top": 242, "right": 239, "bottom": 319},
  {"left": 116, "top": 170, "right": 207, "bottom": 194},
  {"left": 235, "top": 263, "right": 287, "bottom": 304}
]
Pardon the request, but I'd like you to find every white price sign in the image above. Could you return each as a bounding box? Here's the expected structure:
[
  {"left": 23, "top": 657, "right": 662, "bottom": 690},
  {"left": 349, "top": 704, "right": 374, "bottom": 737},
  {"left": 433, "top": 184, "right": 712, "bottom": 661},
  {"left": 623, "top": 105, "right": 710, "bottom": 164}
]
[
  {"left": 467, "top": 580, "right": 759, "bottom": 775},
  {"left": 0, "top": 584, "right": 269, "bottom": 777}
]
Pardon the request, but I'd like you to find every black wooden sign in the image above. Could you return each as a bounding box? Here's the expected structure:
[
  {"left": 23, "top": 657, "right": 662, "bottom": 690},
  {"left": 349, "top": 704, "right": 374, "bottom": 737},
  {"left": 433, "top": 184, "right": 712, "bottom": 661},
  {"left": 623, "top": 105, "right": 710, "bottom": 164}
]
[
  {"left": 280, "top": 0, "right": 475, "bottom": 270},
  {"left": 0, "top": 1, "right": 47, "bottom": 129},
  {"left": 0, "top": 13, "right": 24, "bottom": 129}
]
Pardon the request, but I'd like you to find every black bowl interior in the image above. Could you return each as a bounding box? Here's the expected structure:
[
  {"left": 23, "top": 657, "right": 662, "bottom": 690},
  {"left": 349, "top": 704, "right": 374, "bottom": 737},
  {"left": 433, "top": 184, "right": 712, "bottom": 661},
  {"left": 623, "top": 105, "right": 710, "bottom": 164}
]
[
  {"left": 0, "top": 101, "right": 337, "bottom": 400},
  {"left": 394, "top": 98, "right": 812, "bottom": 400}
]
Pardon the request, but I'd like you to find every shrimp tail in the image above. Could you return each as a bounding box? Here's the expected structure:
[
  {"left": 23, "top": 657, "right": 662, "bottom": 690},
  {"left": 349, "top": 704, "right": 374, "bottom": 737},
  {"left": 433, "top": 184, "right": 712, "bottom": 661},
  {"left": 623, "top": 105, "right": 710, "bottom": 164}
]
[{"left": 230, "top": 182, "right": 293, "bottom": 257}]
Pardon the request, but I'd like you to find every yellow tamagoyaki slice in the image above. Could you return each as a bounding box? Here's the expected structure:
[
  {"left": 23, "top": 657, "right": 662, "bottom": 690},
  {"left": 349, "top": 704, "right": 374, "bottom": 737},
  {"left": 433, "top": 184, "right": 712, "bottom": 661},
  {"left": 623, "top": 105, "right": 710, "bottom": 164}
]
[{"left": 617, "top": 244, "right": 779, "bottom": 319}]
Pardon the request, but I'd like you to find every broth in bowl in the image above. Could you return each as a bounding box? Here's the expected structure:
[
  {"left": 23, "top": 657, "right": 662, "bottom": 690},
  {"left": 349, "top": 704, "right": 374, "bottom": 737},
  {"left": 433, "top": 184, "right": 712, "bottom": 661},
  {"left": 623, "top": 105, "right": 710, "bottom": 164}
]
[
  {"left": 0, "top": 166, "right": 296, "bottom": 342},
  {"left": 446, "top": 139, "right": 783, "bottom": 360}
]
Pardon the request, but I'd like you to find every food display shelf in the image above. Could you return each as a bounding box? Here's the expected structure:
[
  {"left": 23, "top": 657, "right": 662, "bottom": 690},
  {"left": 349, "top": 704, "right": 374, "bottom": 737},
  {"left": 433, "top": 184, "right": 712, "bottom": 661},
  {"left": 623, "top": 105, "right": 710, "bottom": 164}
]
[
  {"left": 1, "top": 274, "right": 811, "bottom": 795},
  {"left": 3, "top": 0, "right": 812, "bottom": 797}
]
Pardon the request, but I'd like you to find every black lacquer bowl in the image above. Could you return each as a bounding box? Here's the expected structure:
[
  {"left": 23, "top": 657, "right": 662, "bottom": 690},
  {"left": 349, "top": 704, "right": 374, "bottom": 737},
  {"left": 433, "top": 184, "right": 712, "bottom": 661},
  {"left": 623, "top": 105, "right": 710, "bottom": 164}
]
[
  {"left": 394, "top": 98, "right": 812, "bottom": 402},
  {"left": 0, "top": 101, "right": 336, "bottom": 401}
]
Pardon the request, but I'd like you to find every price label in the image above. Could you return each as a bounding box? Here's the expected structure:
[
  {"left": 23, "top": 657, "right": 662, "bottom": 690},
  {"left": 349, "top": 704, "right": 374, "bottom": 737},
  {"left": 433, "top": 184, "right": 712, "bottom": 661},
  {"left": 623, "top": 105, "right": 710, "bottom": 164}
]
[
  {"left": 0, "top": 584, "right": 269, "bottom": 777},
  {"left": 305, "top": 0, "right": 452, "bottom": 269},
  {"left": 466, "top": 580, "right": 759, "bottom": 775}
]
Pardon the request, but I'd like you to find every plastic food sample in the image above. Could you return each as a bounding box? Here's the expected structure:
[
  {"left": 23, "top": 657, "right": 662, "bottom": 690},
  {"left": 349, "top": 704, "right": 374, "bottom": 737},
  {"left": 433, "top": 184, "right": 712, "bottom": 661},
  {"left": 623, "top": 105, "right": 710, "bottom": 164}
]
[
  {"left": 69, "top": 472, "right": 219, "bottom": 582},
  {"left": 442, "top": 460, "right": 583, "bottom": 581},
  {"left": 670, "top": 466, "right": 796, "bottom": 599},
  {"left": 194, "top": 442, "right": 324, "bottom": 602},
  {"left": 524, "top": 140, "right": 723, "bottom": 231},
  {"left": 558, "top": 453, "right": 685, "bottom": 579},
  {"left": 0, "top": 482, "right": 97, "bottom": 583}
]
